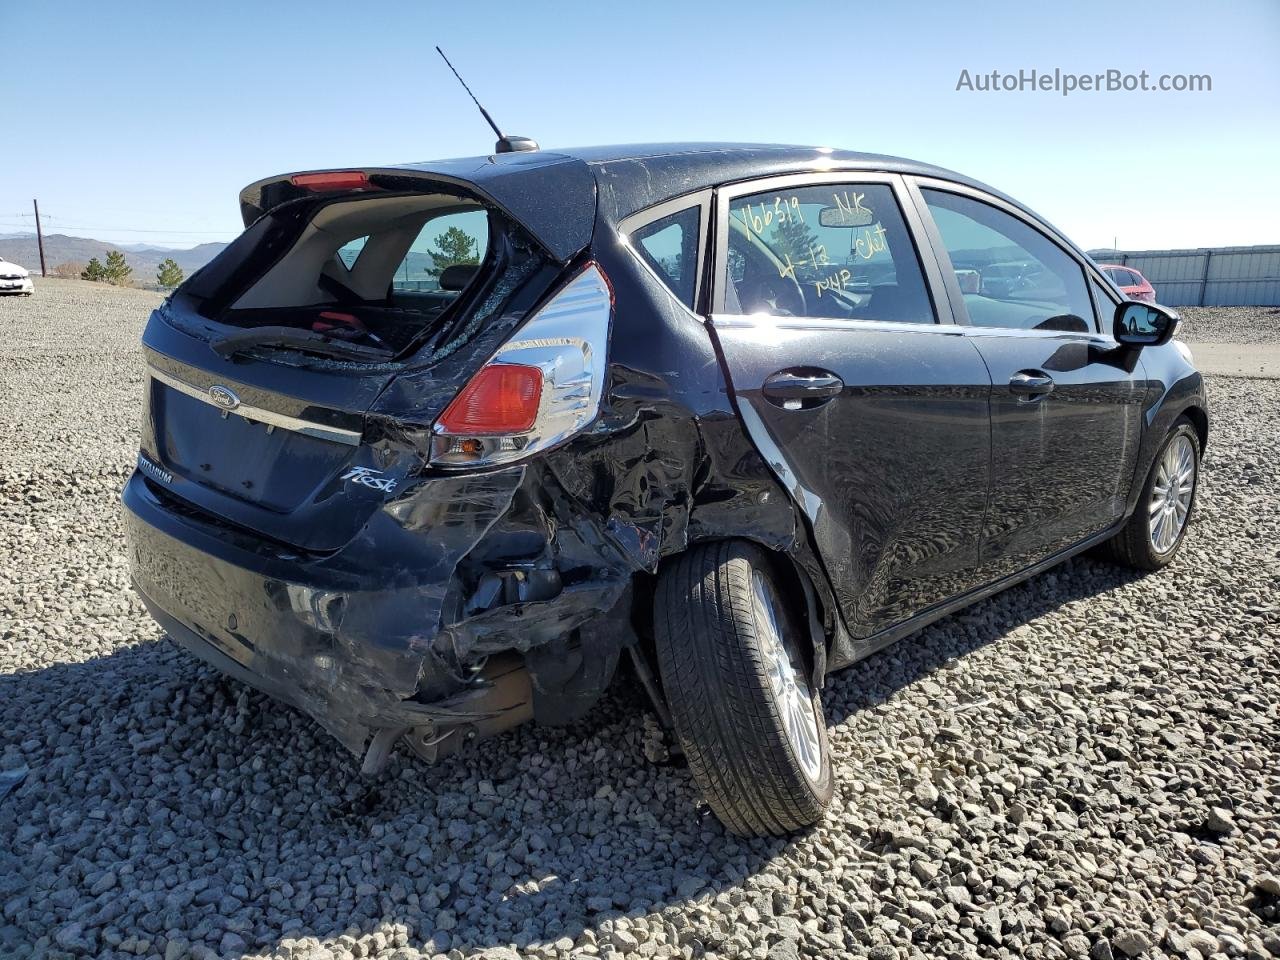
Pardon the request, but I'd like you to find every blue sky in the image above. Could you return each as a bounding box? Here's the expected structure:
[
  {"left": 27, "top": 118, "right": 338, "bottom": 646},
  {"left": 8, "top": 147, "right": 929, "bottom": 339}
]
[{"left": 2, "top": 0, "right": 1276, "bottom": 251}]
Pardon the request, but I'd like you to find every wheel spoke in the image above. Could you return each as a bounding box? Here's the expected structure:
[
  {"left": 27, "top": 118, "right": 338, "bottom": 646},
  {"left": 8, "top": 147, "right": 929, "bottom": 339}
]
[{"left": 750, "top": 571, "right": 823, "bottom": 782}]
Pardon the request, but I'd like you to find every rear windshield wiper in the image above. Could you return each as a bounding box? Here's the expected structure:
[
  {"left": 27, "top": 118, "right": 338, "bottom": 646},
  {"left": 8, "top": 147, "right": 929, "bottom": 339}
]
[{"left": 209, "top": 326, "right": 394, "bottom": 362}]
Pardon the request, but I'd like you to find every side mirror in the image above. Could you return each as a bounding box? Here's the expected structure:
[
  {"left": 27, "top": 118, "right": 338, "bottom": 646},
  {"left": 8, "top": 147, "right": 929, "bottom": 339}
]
[{"left": 1113, "top": 301, "right": 1178, "bottom": 347}]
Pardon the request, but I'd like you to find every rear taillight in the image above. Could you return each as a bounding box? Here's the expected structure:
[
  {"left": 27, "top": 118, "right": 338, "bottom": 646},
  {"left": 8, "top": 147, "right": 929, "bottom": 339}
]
[
  {"left": 436, "top": 363, "right": 543, "bottom": 435},
  {"left": 291, "top": 171, "right": 372, "bottom": 191},
  {"left": 430, "top": 262, "right": 613, "bottom": 468}
]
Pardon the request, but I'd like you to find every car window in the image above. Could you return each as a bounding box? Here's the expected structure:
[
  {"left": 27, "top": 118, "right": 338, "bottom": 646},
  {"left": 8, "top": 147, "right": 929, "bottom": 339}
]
[
  {"left": 1092, "top": 276, "right": 1118, "bottom": 330},
  {"left": 723, "top": 183, "right": 934, "bottom": 323},
  {"left": 337, "top": 236, "right": 367, "bottom": 269},
  {"left": 923, "top": 190, "right": 1096, "bottom": 333},
  {"left": 394, "top": 210, "right": 488, "bottom": 292},
  {"left": 630, "top": 206, "right": 700, "bottom": 308}
]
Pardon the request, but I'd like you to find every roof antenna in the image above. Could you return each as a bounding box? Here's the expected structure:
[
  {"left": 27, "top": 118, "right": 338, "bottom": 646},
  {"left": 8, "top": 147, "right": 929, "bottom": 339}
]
[{"left": 435, "top": 46, "right": 539, "bottom": 154}]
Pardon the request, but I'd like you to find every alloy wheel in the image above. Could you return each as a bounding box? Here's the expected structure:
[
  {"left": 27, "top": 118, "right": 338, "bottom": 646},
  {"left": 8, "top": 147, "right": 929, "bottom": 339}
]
[
  {"left": 750, "top": 571, "right": 824, "bottom": 782},
  {"left": 1149, "top": 434, "right": 1196, "bottom": 553}
]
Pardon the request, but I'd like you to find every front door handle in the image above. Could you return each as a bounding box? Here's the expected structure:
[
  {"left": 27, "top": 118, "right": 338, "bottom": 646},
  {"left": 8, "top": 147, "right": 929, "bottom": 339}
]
[
  {"left": 1009, "top": 370, "right": 1055, "bottom": 398},
  {"left": 762, "top": 369, "right": 845, "bottom": 408}
]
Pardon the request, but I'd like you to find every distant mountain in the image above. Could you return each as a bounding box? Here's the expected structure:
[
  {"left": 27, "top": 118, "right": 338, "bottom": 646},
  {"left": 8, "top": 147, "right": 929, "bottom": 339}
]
[{"left": 0, "top": 233, "right": 228, "bottom": 284}]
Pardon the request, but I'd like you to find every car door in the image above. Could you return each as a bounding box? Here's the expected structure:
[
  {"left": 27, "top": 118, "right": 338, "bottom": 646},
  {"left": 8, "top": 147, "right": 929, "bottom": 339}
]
[
  {"left": 708, "top": 173, "right": 993, "bottom": 640},
  {"left": 911, "top": 180, "right": 1147, "bottom": 581}
]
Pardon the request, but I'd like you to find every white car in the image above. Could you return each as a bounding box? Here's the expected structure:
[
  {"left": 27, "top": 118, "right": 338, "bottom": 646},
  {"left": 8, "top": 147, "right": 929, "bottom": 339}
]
[{"left": 0, "top": 256, "right": 34, "bottom": 295}]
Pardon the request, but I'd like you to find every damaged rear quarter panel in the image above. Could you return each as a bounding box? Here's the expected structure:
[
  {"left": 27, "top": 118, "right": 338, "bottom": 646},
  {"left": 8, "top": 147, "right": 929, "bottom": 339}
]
[
  {"left": 127, "top": 177, "right": 841, "bottom": 760},
  {"left": 381, "top": 229, "right": 826, "bottom": 697}
]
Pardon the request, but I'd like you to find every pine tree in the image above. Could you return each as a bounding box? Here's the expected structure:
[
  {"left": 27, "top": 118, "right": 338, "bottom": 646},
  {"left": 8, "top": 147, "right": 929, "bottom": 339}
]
[
  {"left": 156, "top": 258, "right": 184, "bottom": 288},
  {"left": 81, "top": 258, "right": 107, "bottom": 282},
  {"left": 770, "top": 215, "right": 823, "bottom": 277},
  {"left": 103, "top": 250, "right": 133, "bottom": 286},
  {"left": 427, "top": 226, "right": 480, "bottom": 275}
]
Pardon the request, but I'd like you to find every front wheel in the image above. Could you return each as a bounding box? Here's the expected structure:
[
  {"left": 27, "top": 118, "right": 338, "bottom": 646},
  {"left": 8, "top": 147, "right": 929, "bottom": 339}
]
[
  {"left": 1101, "top": 418, "right": 1201, "bottom": 570},
  {"left": 654, "top": 541, "right": 833, "bottom": 836}
]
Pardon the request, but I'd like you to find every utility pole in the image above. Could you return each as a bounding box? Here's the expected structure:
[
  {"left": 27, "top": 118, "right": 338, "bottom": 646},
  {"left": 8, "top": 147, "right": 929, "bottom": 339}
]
[{"left": 32, "top": 199, "right": 47, "bottom": 277}]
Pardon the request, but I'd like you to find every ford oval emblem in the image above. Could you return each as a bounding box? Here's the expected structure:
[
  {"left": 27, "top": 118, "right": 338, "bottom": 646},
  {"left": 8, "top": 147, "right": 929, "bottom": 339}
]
[{"left": 208, "top": 385, "right": 241, "bottom": 410}]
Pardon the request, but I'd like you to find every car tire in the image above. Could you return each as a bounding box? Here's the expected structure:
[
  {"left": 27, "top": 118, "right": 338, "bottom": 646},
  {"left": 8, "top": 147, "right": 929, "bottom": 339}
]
[
  {"left": 654, "top": 540, "right": 833, "bottom": 836},
  {"left": 1100, "top": 417, "right": 1201, "bottom": 570}
]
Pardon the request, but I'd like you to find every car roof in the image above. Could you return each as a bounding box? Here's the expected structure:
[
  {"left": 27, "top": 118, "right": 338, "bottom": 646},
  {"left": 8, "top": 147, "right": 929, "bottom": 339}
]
[
  {"left": 394, "top": 141, "right": 997, "bottom": 218},
  {"left": 244, "top": 142, "right": 1040, "bottom": 263}
]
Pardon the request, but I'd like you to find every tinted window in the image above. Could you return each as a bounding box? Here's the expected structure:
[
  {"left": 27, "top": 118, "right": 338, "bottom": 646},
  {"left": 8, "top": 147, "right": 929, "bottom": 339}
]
[
  {"left": 924, "top": 190, "right": 1096, "bottom": 333},
  {"left": 723, "top": 183, "right": 934, "bottom": 323},
  {"left": 1104, "top": 266, "right": 1135, "bottom": 287},
  {"left": 630, "top": 206, "right": 700, "bottom": 308}
]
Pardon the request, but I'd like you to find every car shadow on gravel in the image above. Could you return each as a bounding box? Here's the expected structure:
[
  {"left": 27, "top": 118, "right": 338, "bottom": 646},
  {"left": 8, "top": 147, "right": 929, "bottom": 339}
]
[{"left": 2, "top": 552, "right": 1148, "bottom": 957}]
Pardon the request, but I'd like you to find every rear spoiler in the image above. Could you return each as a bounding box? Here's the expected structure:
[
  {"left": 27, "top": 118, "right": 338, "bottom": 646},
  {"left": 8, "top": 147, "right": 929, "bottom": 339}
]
[{"left": 238, "top": 153, "right": 597, "bottom": 264}]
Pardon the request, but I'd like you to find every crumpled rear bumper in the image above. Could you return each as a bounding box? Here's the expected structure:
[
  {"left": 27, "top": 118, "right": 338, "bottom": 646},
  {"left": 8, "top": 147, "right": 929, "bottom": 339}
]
[{"left": 123, "top": 462, "right": 634, "bottom": 757}]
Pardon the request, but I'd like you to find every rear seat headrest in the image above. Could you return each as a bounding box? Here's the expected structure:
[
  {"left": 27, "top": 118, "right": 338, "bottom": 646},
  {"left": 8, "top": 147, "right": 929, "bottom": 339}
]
[{"left": 439, "top": 263, "right": 480, "bottom": 292}]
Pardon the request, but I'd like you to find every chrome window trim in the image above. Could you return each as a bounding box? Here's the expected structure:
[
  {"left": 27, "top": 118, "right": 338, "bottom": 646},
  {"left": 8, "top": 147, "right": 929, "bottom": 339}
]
[
  {"left": 708, "top": 171, "right": 955, "bottom": 326},
  {"left": 146, "top": 365, "right": 363, "bottom": 446},
  {"left": 951, "top": 325, "right": 1114, "bottom": 344},
  {"left": 710, "top": 313, "right": 963, "bottom": 336}
]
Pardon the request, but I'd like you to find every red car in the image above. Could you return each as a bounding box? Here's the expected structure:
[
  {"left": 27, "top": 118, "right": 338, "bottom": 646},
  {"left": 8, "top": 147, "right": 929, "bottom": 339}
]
[{"left": 1100, "top": 264, "right": 1157, "bottom": 303}]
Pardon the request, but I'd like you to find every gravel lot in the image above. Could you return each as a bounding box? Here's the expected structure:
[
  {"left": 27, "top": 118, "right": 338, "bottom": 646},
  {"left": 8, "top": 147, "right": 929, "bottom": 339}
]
[
  {"left": 1175, "top": 307, "right": 1280, "bottom": 345},
  {"left": 2, "top": 281, "right": 1278, "bottom": 960}
]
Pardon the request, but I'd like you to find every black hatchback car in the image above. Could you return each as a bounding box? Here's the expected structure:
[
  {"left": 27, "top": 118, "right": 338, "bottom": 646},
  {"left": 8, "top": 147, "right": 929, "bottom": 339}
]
[{"left": 125, "top": 143, "right": 1207, "bottom": 836}]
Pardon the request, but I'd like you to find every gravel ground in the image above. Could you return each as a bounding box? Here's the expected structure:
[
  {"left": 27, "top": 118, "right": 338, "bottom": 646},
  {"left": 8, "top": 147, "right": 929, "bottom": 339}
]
[
  {"left": 2, "top": 279, "right": 1278, "bottom": 960},
  {"left": 1175, "top": 306, "right": 1280, "bottom": 345}
]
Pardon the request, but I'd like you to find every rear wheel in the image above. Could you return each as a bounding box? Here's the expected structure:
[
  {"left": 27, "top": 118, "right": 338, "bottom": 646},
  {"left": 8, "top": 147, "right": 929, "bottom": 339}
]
[
  {"left": 654, "top": 541, "right": 832, "bottom": 836},
  {"left": 1101, "top": 418, "right": 1201, "bottom": 570}
]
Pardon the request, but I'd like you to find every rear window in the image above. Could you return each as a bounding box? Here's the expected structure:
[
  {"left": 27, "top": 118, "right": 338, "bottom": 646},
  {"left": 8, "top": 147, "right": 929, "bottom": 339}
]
[
  {"left": 180, "top": 192, "right": 505, "bottom": 356},
  {"left": 630, "top": 207, "right": 700, "bottom": 308}
]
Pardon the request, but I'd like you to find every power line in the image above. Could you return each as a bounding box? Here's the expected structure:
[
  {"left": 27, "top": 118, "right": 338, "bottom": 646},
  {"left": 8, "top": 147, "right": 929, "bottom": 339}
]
[
  {"left": 0, "top": 211, "right": 237, "bottom": 237},
  {"left": 30, "top": 225, "right": 236, "bottom": 236}
]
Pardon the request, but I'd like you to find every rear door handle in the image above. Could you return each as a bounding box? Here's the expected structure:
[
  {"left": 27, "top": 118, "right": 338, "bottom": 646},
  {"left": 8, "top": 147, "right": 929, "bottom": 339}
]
[
  {"left": 762, "top": 369, "right": 844, "bottom": 408},
  {"left": 1009, "top": 370, "right": 1055, "bottom": 398}
]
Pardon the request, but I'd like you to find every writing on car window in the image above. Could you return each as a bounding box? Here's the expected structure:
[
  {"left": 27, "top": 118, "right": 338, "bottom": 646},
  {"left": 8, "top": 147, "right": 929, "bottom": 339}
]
[{"left": 724, "top": 183, "right": 934, "bottom": 323}]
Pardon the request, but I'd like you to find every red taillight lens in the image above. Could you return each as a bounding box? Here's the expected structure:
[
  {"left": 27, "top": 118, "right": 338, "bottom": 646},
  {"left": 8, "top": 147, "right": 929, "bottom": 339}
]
[
  {"left": 436, "top": 363, "right": 543, "bottom": 436},
  {"left": 291, "top": 171, "right": 371, "bottom": 191}
]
